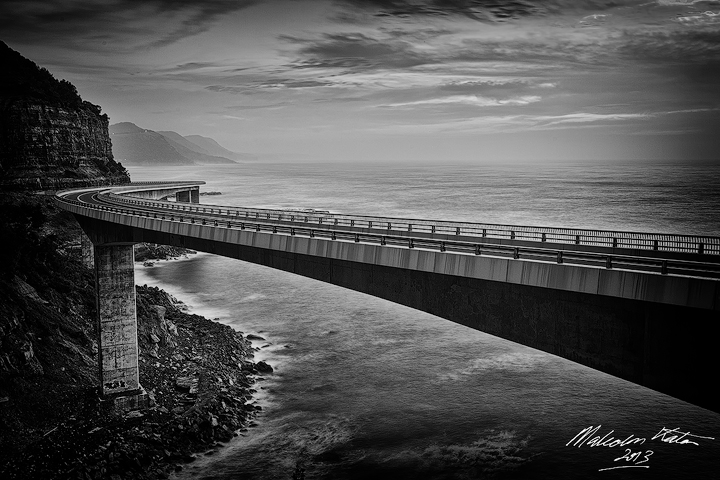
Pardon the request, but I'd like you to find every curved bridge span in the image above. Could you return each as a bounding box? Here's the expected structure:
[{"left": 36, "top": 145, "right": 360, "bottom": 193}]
[{"left": 57, "top": 182, "right": 720, "bottom": 413}]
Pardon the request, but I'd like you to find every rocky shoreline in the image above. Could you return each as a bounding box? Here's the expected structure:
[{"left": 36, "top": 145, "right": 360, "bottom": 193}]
[
  {"left": 0, "top": 196, "right": 271, "bottom": 480},
  {"left": 134, "top": 244, "right": 197, "bottom": 264},
  {"left": 2, "top": 283, "right": 269, "bottom": 480}
]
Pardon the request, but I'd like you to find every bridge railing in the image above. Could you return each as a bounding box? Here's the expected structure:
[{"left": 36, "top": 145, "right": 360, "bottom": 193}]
[
  {"left": 55, "top": 192, "right": 720, "bottom": 280},
  {"left": 106, "top": 193, "right": 720, "bottom": 256}
]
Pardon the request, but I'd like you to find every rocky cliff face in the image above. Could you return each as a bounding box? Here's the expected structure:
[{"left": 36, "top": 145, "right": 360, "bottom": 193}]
[
  {"left": 0, "top": 102, "right": 129, "bottom": 190},
  {"left": 0, "top": 41, "right": 130, "bottom": 190}
]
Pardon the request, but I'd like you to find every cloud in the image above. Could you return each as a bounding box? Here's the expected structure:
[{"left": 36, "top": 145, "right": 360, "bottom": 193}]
[
  {"left": 0, "top": 0, "right": 260, "bottom": 50},
  {"left": 282, "top": 32, "right": 429, "bottom": 71},
  {"left": 369, "top": 110, "right": 655, "bottom": 136},
  {"left": 335, "top": 0, "right": 636, "bottom": 23},
  {"left": 380, "top": 94, "right": 542, "bottom": 107},
  {"left": 336, "top": 0, "right": 544, "bottom": 22}
]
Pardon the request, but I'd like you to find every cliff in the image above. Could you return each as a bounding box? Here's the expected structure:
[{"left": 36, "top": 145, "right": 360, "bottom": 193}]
[{"left": 0, "top": 41, "right": 130, "bottom": 190}]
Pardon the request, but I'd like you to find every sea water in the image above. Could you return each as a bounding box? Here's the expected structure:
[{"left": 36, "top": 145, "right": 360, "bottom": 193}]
[{"left": 129, "top": 161, "right": 720, "bottom": 479}]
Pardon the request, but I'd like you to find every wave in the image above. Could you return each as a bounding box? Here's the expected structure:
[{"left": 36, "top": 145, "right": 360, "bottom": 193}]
[{"left": 438, "top": 352, "right": 549, "bottom": 381}]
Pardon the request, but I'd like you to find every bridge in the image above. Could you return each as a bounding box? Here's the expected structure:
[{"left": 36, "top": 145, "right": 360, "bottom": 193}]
[{"left": 56, "top": 182, "right": 720, "bottom": 413}]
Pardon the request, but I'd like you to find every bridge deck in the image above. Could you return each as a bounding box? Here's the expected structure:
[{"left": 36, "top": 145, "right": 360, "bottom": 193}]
[{"left": 55, "top": 182, "right": 720, "bottom": 413}]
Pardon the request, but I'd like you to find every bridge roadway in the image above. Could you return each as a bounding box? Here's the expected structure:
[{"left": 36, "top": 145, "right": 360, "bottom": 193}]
[{"left": 56, "top": 182, "right": 720, "bottom": 413}]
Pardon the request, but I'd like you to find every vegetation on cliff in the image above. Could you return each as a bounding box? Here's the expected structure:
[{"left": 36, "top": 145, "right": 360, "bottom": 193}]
[{"left": 0, "top": 41, "right": 89, "bottom": 112}]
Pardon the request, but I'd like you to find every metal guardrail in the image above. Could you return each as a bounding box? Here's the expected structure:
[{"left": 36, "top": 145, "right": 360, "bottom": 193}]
[
  {"left": 55, "top": 191, "right": 720, "bottom": 280},
  {"left": 107, "top": 193, "right": 720, "bottom": 256}
]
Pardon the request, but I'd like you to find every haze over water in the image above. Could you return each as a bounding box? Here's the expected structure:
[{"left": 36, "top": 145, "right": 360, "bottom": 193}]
[{"left": 131, "top": 161, "right": 720, "bottom": 479}]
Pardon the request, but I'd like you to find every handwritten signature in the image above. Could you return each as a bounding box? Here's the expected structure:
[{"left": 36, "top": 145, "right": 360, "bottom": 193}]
[{"left": 566, "top": 425, "right": 715, "bottom": 472}]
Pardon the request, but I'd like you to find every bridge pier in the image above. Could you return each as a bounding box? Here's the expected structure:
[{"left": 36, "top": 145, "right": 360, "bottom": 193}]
[
  {"left": 176, "top": 190, "right": 190, "bottom": 203},
  {"left": 93, "top": 243, "right": 149, "bottom": 412}
]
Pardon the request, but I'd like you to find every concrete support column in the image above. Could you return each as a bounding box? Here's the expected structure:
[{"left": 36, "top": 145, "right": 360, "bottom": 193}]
[
  {"left": 190, "top": 188, "right": 200, "bottom": 204},
  {"left": 176, "top": 190, "right": 190, "bottom": 203},
  {"left": 94, "top": 244, "right": 140, "bottom": 397},
  {"left": 81, "top": 231, "right": 94, "bottom": 269}
]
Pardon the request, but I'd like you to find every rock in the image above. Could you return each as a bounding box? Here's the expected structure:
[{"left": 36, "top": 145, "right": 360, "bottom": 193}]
[
  {"left": 256, "top": 361, "right": 273, "bottom": 374},
  {"left": 175, "top": 376, "right": 198, "bottom": 394},
  {"left": 246, "top": 334, "right": 266, "bottom": 341}
]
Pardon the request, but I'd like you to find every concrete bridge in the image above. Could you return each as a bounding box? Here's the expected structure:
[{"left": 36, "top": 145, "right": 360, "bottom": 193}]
[{"left": 56, "top": 182, "right": 720, "bottom": 413}]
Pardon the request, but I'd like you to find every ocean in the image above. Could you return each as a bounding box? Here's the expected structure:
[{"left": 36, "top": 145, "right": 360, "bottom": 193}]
[{"left": 129, "top": 161, "right": 720, "bottom": 479}]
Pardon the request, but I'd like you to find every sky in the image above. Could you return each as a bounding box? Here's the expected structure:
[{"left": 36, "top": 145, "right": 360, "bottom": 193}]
[{"left": 1, "top": 0, "right": 720, "bottom": 163}]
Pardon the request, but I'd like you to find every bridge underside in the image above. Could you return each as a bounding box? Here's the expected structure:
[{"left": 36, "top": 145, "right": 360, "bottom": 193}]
[{"left": 76, "top": 215, "right": 720, "bottom": 414}]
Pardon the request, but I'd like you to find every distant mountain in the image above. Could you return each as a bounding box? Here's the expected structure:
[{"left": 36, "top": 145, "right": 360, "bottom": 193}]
[
  {"left": 185, "top": 135, "right": 257, "bottom": 162},
  {"left": 157, "top": 131, "right": 235, "bottom": 165},
  {"left": 110, "top": 122, "right": 193, "bottom": 166},
  {"left": 109, "top": 122, "right": 248, "bottom": 166}
]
